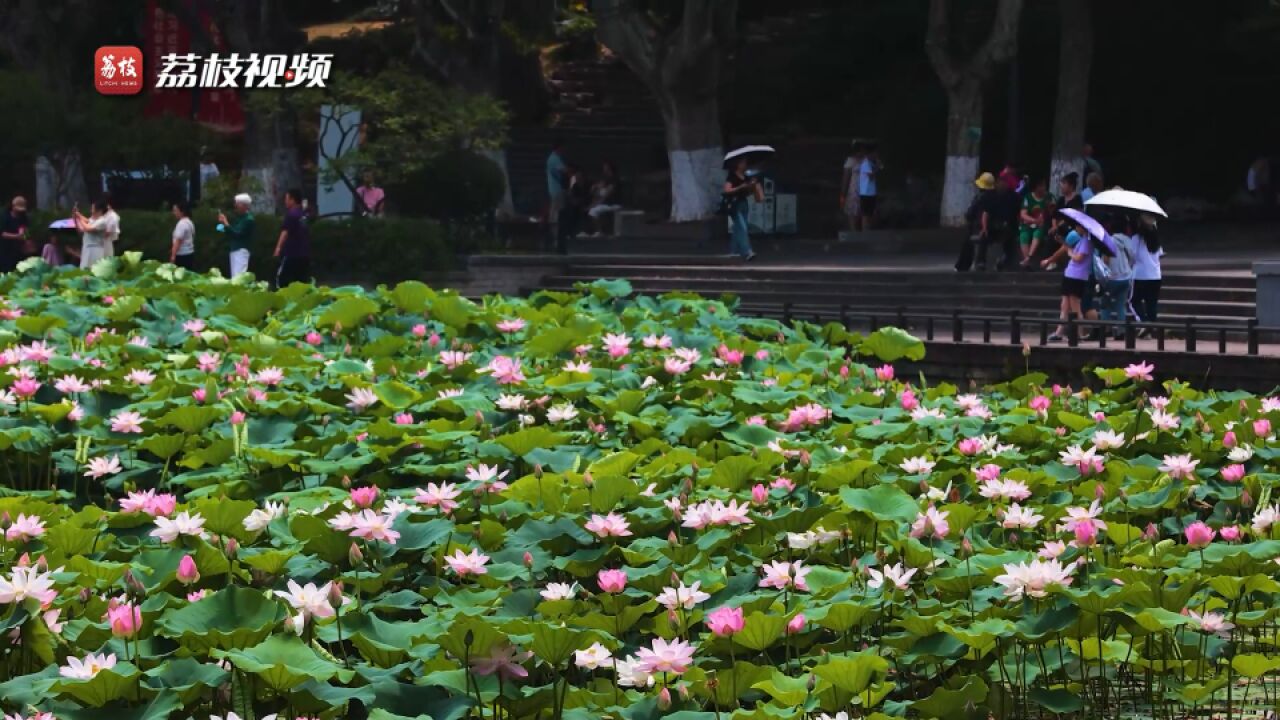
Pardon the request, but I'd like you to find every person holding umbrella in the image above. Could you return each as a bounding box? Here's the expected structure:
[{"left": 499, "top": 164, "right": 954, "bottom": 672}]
[
  {"left": 1046, "top": 208, "right": 1117, "bottom": 343},
  {"left": 721, "top": 146, "right": 770, "bottom": 261}
]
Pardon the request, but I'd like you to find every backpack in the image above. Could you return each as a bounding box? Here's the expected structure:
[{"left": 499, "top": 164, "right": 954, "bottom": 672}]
[{"left": 1094, "top": 235, "right": 1134, "bottom": 281}]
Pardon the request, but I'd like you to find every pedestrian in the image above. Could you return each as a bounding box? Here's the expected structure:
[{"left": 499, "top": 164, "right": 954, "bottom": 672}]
[
  {"left": 218, "top": 193, "right": 255, "bottom": 278},
  {"left": 1082, "top": 172, "right": 1104, "bottom": 203},
  {"left": 1046, "top": 220, "right": 1094, "bottom": 343},
  {"left": 1247, "top": 156, "right": 1272, "bottom": 205},
  {"left": 1097, "top": 217, "right": 1135, "bottom": 337},
  {"left": 1017, "top": 177, "right": 1051, "bottom": 268},
  {"left": 841, "top": 141, "right": 865, "bottom": 232},
  {"left": 977, "top": 171, "right": 1019, "bottom": 270},
  {"left": 0, "top": 196, "right": 31, "bottom": 272},
  {"left": 1130, "top": 215, "right": 1164, "bottom": 328},
  {"left": 72, "top": 197, "right": 116, "bottom": 269},
  {"left": 555, "top": 165, "right": 589, "bottom": 253},
  {"left": 273, "top": 189, "right": 312, "bottom": 289},
  {"left": 169, "top": 201, "right": 196, "bottom": 270},
  {"left": 1083, "top": 143, "right": 1102, "bottom": 184},
  {"left": 723, "top": 157, "right": 762, "bottom": 261},
  {"left": 546, "top": 140, "right": 568, "bottom": 246},
  {"left": 1045, "top": 173, "right": 1082, "bottom": 271},
  {"left": 857, "top": 143, "right": 881, "bottom": 230},
  {"left": 955, "top": 172, "right": 996, "bottom": 272},
  {"left": 199, "top": 149, "right": 220, "bottom": 198},
  {"left": 41, "top": 233, "right": 77, "bottom": 267},
  {"left": 355, "top": 170, "right": 386, "bottom": 217},
  {"left": 587, "top": 161, "right": 623, "bottom": 235}
]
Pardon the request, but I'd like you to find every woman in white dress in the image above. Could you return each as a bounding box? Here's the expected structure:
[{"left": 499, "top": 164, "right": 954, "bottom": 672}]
[{"left": 72, "top": 197, "right": 116, "bottom": 269}]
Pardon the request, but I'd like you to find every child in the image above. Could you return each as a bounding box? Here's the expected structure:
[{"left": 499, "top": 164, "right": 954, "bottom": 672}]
[{"left": 1018, "top": 177, "right": 1051, "bottom": 267}]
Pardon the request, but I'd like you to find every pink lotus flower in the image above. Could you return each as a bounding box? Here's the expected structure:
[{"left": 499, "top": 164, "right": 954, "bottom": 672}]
[
  {"left": 428, "top": 332, "right": 441, "bottom": 348},
  {"left": 187, "top": 590, "right": 206, "bottom": 602},
  {"left": 412, "top": 324, "right": 427, "bottom": 338},
  {"left": 751, "top": 483, "right": 769, "bottom": 505},
  {"left": 471, "top": 643, "right": 531, "bottom": 680},
  {"left": 5, "top": 514, "right": 45, "bottom": 543},
  {"left": 759, "top": 560, "right": 811, "bottom": 591},
  {"left": 1072, "top": 520, "right": 1098, "bottom": 547},
  {"left": 787, "top": 613, "right": 806, "bottom": 634},
  {"left": 771, "top": 476, "right": 796, "bottom": 492},
  {"left": 1125, "top": 361, "right": 1155, "bottom": 382},
  {"left": 445, "top": 548, "right": 490, "bottom": 576},
  {"left": 54, "top": 375, "right": 89, "bottom": 394},
  {"left": 597, "top": 568, "right": 628, "bottom": 593},
  {"left": 345, "top": 387, "right": 378, "bottom": 412},
  {"left": 574, "top": 642, "right": 614, "bottom": 670},
  {"left": 1224, "top": 430, "right": 1238, "bottom": 448},
  {"left": 496, "top": 318, "right": 526, "bottom": 334},
  {"left": 1159, "top": 454, "right": 1200, "bottom": 480},
  {"left": 655, "top": 580, "right": 710, "bottom": 610},
  {"left": 124, "top": 369, "right": 156, "bottom": 386},
  {"left": 601, "top": 333, "right": 632, "bottom": 356},
  {"left": 875, "top": 364, "right": 894, "bottom": 381},
  {"left": 11, "top": 377, "right": 39, "bottom": 399},
  {"left": 663, "top": 357, "right": 692, "bottom": 375},
  {"left": 746, "top": 415, "right": 766, "bottom": 426},
  {"left": 635, "top": 637, "right": 695, "bottom": 675},
  {"left": 191, "top": 387, "right": 207, "bottom": 403},
  {"left": 415, "top": 482, "right": 461, "bottom": 514},
  {"left": 349, "top": 486, "right": 379, "bottom": 509},
  {"left": 1254, "top": 418, "right": 1272, "bottom": 437},
  {"left": 1187, "top": 609, "right": 1235, "bottom": 638},
  {"left": 106, "top": 601, "right": 141, "bottom": 638},
  {"left": 1220, "top": 525, "right": 1242, "bottom": 542},
  {"left": 110, "top": 411, "right": 145, "bottom": 434},
  {"left": 1184, "top": 521, "right": 1216, "bottom": 549},
  {"left": 957, "top": 437, "right": 982, "bottom": 456},
  {"left": 229, "top": 411, "right": 246, "bottom": 425},
  {"left": 59, "top": 652, "right": 116, "bottom": 680},
  {"left": 254, "top": 367, "right": 285, "bottom": 386},
  {"left": 479, "top": 355, "right": 525, "bottom": 385},
  {"left": 585, "top": 512, "right": 632, "bottom": 538},
  {"left": 197, "top": 352, "right": 221, "bottom": 371},
  {"left": 305, "top": 331, "right": 324, "bottom": 345},
  {"left": 974, "top": 463, "right": 1002, "bottom": 483},
  {"left": 394, "top": 412, "right": 414, "bottom": 425},
  {"left": 716, "top": 344, "right": 744, "bottom": 366},
  {"left": 706, "top": 606, "right": 745, "bottom": 636},
  {"left": 754, "top": 349, "right": 769, "bottom": 361},
  {"left": 1222, "top": 464, "right": 1246, "bottom": 483},
  {"left": 780, "top": 403, "right": 830, "bottom": 432},
  {"left": 177, "top": 555, "right": 200, "bottom": 585},
  {"left": 84, "top": 456, "right": 122, "bottom": 480},
  {"left": 900, "top": 389, "right": 918, "bottom": 411},
  {"left": 348, "top": 510, "right": 399, "bottom": 545},
  {"left": 439, "top": 350, "right": 473, "bottom": 369},
  {"left": 910, "top": 506, "right": 950, "bottom": 540},
  {"left": 183, "top": 319, "right": 206, "bottom": 333},
  {"left": 1029, "top": 395, "right": 1051, "bottom": 414}
]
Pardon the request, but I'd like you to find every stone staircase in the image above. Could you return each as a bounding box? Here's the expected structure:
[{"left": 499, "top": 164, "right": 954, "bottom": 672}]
[
  {"left": 506, "top": 55, "right": 666, "bottom": 218},
  {"left": 533, "top": 263, "right": 1257, "bottom": 328}
]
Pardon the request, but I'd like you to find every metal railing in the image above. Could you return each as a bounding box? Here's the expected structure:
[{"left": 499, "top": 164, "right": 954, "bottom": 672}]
[{"left": 758, "top": 304, "right": 1279, "bottom": 357}]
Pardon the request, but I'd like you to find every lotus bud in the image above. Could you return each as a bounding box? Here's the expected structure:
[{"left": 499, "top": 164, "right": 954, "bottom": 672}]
[
  {"left": 523, "top": 551, "right": 533, "bottom": 568},
  {"left": 341, "top": 475, "right": 352, "bottom": 489},
  {"left": 0, "top": 512, "right": 10, "bottom": 530},
  {"left": 806, "top": 674, "right": 817, "bottom": 692},
  {"left": 751, "top": 484, "right": 768, "bottom": 505},
  {"left": 1008, "top": 532, "right": 1019, "bottom": 545},
  {"left": 349, "top": 542, "right": 364, "bottom": 566},
  {"left": 677, "top": 683, "right": 689, "bottom": 700},
  {"left": 657, "top": 687, "right": 672, "bottom": 710},
  {"left": 787, "top": 614, "right": 806, "bottom": 634},
  {"left": 464, "top": 630, "right": 474, "bottom": 648},
  {"left": 706, "top": 677, "right": 719, "bottom": 692},
  {"left": 583, "top": 472, "right": 594, "bottom": 488},
  {"left": 534, "top": 464, "right": 543, "bottom": 479},
  {"left": 1143, "top": 523, "right": 1159, "bottom": 541},
  {"left": 328, "top": 581, "right": 345, "bottom": 608},
  {"left": 16, "top": 552, "right": 29, "bottom": 567},
  {"left": 668, "top": 530, "right": 679, "bottom": 546},
  {"left": 224, "top": 537, "right": 239, "bottom": 560},
  {"left": 949, "top": 486, "right": 960, "bottom": 503},
  {"left": 1095, "top": 483, "right": 1105, "bottom": 500},
  {"left": 961, "top": 537, "right": 973, "bottom": 557},
  {"left": 1242, "top": 489, "right": 1254, "bottom": 508},
  {"left": 1224, "top": 430, "right": 1238, "bottom": 448},
  {"left": 124, "top": 569, "right": 146, "bottom": 599},
  {"left": 79, "top": 586, "right": 93, "bottom": 604},
  {"left": 177, "top": 555, "right": 200, "bottom": 585},
  {"left": 35, "top": 555, "right": 48, "bottom": 572}
]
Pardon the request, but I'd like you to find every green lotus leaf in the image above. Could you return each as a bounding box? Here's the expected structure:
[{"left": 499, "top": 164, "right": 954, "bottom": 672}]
[
  {"left": 750, "top": 668, "right": 809, "bottom": 705},
  {"left": 141, "top": 657, "right": 229, "bottom": 703},
  {"left": 319, "top": 295, "right": 381, "bottom": 329},
  {"left": 813, "top": 651, "right": 890, "bottom": 695},
  {"left": 156, "top": 585, "right": 287, "bottom": 653},
  {"left": 735, "top": 611, "right": 787, "bottom": 652},
  {"left": 1027, "top": 686, "right": 1084, "bottom": 714},
  {"left": 214, "top": 634, "right": 353, "bottom": 691},
  {"left": 52, "top": 662, "right": 141, "bottom": 707},
  {"left": 840, "top": 484, "right": 919, "bottom": 523},
  {"left": 161, "top": 405, "right": 222, "bottom": 434},
  {"left": 858, "top": 327, "right": 925, "bottom": 362}
]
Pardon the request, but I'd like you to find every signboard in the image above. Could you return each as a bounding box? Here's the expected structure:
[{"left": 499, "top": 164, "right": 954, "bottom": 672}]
[
  {"left": 143, "top": 0, "right": 245, "bottom": 133},
  {"left": 746, "top": 178, "right": 797, "bottom": 235}
]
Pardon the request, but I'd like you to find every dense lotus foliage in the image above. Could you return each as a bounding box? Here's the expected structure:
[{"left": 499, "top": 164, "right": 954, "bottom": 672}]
[{"left": 0, "top": 255, "right": 1279, "bottom": 720}]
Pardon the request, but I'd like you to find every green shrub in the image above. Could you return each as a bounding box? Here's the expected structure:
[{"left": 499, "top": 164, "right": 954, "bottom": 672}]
[
  {"left": 29, "top": 209, "right": 454, "bottom": 281},
  {"left": 390, "top": 149, "right": 506, "bottom": 222}
]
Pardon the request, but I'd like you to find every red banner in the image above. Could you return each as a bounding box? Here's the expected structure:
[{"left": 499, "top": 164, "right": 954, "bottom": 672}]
[{"left": 143, "top": 0, "right": 245, "bottom": 133}]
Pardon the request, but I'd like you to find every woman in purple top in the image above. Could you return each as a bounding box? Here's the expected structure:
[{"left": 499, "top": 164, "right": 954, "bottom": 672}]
[{"left": 1047, "top": 225, "right": 1093, "bottom": 342}]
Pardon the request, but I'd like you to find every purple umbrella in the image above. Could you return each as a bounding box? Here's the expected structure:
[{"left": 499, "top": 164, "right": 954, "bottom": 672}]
[
  {"left": 48, "top": 218, "right": 77, "bottom": 230},
  {"left": 1059, "top": 208, "right": 1118, "bottom": 256}
]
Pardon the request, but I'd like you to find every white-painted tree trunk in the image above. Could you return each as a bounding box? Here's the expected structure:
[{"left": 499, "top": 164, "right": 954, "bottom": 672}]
[
  {"left": 941, "top": 155, "right": 980, "bottom": 227},
  {"left": 480, "top": 147, "right": 516, "bottom": 217},
  {"left": 1050, "top": 155, "right": 1083, "bottom": 192},
  {"left": 1048, "top": 0, "right": 1092, "bottom": 191},
  {"left": 668, "top": 147, "right": 723, "bottom": 223},
  {"left": 35, "top": 152, "right": 89, "bottom": 211}
]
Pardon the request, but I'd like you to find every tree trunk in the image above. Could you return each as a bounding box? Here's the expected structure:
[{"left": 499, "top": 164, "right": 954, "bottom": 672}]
[
  {"left": 941, "top": 82, "right": 984, "bottom": 227},
  {"left": 659, "top": 91, "right": 724, "bottom": 222},
  {"left": 34, "top": 151, "right": 89, "bottom": 211},
  {"left": 1049, "top": 0, "right": 1093, "bottom": 190},
  {"left": 925, "top": 0, "right": 1025, "bottom": 227},
  {"left": 242, "top": 107, "right": 302, "bottom": 214}
]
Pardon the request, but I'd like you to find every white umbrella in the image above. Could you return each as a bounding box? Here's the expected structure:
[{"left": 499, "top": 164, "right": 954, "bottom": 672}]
[
  {"left": 723, "top": 145, "right": 775, "bottom": 165},
  {"left": 1085, "top": 189, "right": 1167, "bottom": 218}
]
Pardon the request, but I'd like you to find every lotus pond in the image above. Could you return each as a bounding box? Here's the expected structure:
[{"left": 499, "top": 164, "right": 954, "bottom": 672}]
[{"left": 0, "top": 256, "right": 1279, "bottom": 720}]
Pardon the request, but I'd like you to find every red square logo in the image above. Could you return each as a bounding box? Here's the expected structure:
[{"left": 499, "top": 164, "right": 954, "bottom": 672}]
[{"left": 94, "top": 46, "right": 144, "bottom": 95}]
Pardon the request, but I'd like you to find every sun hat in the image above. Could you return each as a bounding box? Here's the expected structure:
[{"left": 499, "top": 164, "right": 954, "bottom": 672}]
[{"left": 974, "top": 172, "right": 996, "bottom": 190}]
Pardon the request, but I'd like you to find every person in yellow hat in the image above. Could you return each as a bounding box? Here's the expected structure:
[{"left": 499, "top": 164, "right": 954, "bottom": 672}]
[{"left": 955, "top": 172, "right": 998, "bottom": 271}]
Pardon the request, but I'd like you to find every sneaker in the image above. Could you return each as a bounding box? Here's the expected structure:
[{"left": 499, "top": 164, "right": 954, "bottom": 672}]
[
  {"left": 745, "top": 252, "right": 757, "bottom": 262},
  {"left": 1047, "top": 334, "right": 1065, "bottom": 344},
  {"left": 1044, "top": 263, "right": 1058, "bottom": 271}
]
